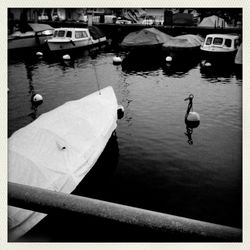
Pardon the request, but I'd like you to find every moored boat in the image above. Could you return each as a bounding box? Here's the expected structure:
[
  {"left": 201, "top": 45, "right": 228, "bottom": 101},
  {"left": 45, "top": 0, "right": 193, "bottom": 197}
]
[
  {"left": 47, "top": 26, "right": 106, "bottom": 52},
  {"left": 8, "top": 86, "right": 120, "bottom": 241},
  {"left": 162, "top": 34, "right": 204, "bottom": 63},
  {"left": 120, "top": 27, "right": 172, "bottom": 64},
  {"left": 200, "top": 34, "right": 240, "bottom": 65},
  {"left": 8, "top": 23, "right": 54, "bottom": 50},
  {"left": 120, "top": 27, "right": 172, "bottom": 49}
]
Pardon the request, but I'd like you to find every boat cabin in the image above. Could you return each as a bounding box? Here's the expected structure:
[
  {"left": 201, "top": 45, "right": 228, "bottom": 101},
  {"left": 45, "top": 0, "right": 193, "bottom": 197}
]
[
  {"left": 201, "top": 34, "right": 240, "bottom": 52},
  {"left": 52, "top": 28, "right": 91, "bottom": 41}
]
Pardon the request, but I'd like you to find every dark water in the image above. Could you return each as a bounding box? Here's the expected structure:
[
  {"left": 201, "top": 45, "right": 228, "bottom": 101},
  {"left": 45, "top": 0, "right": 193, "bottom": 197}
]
[{"left": 8, "top": 47, "right": 242, "bottom": 241}]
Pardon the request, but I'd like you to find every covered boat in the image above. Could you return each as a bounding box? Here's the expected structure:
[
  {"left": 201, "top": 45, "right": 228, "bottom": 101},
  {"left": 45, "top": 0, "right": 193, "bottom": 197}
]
[
  {"left": 120, "top": 27, "right": 172, "bottom": 49},
  {"left": 8, "top": 23, "right": 54, "bottom": 50},
  {"left": 8, "top": 86, "right": 119, "bottom": 241},
  {"left": 47, "top": 26, "right": 106, "bottom": 52},
  {"left": 162, "top": 34, "right": 204, "bottom": 51},
  {"left": 162, "top": 34, "right": 204, "bottom": 62},
  {"left": 120, "top": 28, "right": 172, "bottom": 64}
]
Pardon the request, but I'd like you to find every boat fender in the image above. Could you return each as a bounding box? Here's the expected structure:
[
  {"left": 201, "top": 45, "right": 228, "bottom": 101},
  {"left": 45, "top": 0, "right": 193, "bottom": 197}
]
[
  {"left": 201, "top": 60, "right": 212, "bottom": 67},
  {"left": 166, "top": 56, "right": 172, "bottom": 62},
  {"left": 31, "top": 93, "right": 43, "bottom": 106},
  {"left": 63, "top": 54, "right": 71, "bottom": 60},
  {"left": 36, "top": 52, "right": 43, "bottom": 57},
  {"left": 205, "top": 62, "right": 212, "bottom": 67},
  {"left": 113, "top": 56, "right": 122, "bottom": 65},
  {"left": 117, "top": 105, "right": 125, "bottom": 119}
]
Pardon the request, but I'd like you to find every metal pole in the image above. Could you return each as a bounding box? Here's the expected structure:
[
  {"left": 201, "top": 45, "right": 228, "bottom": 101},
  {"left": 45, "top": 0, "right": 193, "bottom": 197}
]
[{"left": 8, "top": 182, "right": 242, "bottom": 241}]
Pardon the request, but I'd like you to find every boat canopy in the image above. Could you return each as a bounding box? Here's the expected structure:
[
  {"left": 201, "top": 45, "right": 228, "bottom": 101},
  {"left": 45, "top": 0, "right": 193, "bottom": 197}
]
[
  {"left": 88, "top": 26, "right": 106, "bottom": 40},
  {"left": 8, "top": 86, "right": 118, "bottom": 241},
  {"left": 28, "top": 23, "right": 54, "bottom": 32},
  {"left": 163, "top": 34, "right": 204, "bottom": 48},
  {"left": 121, "top": 27, "right": 172, "bottom": 47}
]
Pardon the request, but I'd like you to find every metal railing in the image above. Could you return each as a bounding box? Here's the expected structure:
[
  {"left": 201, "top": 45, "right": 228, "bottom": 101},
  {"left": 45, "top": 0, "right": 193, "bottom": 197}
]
[{"left": 8, "top": 182, "right": 242, "bottom": 242}]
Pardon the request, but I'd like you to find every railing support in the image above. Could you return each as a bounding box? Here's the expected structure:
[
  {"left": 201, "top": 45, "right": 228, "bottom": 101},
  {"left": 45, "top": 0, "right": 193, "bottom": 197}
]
[{"left": 8, "top": 182, "right": 242, "bottom": 242}]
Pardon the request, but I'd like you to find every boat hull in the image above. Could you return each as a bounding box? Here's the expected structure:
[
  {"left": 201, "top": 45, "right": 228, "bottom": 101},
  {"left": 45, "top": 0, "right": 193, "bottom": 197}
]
[
  {"left": 47, "top": 38, "right": 92, "bottom": 51},
  {"left": 47, "top": 38, "right": 107, "bottom": 52},
  {"left": 8, "top": 34, "right": 53, "bottom": 50},
  {"left": 200, "top": 49, "right": 237, "bottom": 65}
]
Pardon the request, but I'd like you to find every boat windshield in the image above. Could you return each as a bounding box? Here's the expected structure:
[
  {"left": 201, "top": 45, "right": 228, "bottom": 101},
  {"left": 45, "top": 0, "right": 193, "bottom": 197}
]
[
  {"left": 213, "top": 37, "right": 223, "bottom": 45},
  {"left": 75, "top": 31, "right": 88, "bottom": 39},
  {"left": 53, "top": 30, "right": 58, "bottom": 37},
  {"left": 205, "top": 37, "right": 212, "bottom": 45},
  {"left": 66, "top": 31, "right": 72, "bottom": 38},
  {"left": 224, "top": 39, "right": 232, "bottom": 48},
  {"left": 53, "top": 30, "right": 66, "bottom": 38}
]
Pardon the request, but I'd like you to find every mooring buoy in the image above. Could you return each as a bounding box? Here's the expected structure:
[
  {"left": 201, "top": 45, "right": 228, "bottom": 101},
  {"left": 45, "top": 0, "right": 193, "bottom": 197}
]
[
  {"left": 63, "top": 54, "right": 71, "bottom": 60},
  {"left": 31, "top": 93, "right": 43, "bottom": 106},
  {"left": 184, "top": 94, "right": 200, "bottom": 128},
  {"left": 113, "top": 56, "right": 122, "bottom": 65},
  {"left": 166, "top": 56, "right": 172, "bottom": 62},
  {"left": 36, "top": 52, "right": 43, "bottom": 57}
]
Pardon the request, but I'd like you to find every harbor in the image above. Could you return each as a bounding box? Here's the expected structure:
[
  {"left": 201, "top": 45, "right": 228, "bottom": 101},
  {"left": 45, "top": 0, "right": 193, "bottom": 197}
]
[{"left": 7, "top": 8, "right": 242, "bottom": 242}]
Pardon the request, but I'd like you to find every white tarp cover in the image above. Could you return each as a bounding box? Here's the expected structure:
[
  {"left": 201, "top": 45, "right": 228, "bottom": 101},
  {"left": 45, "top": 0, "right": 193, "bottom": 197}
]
[
  {"left": 198, "top": 15, "right": 228, "bottom": 28},
  {"left": 8, "top": 86, "right": 118, "bottom": 241},
  {"left": 162, "top": 34, "right": 204, "bottom": 49}
]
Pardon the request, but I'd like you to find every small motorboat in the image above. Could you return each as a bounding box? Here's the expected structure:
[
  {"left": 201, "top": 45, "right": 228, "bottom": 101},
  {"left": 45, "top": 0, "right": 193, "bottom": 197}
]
[
  {"left": 8, "top": 23, "right": 54, "bottom": 50},
  {"left": 47, "top": 26, "right": 106, "bottom": 52},
  {"left": 200, "top": 34, "right": 240, "bottom": 65},
  {"left": 8, "top": 86, "right": 120, "bottom": 241}
]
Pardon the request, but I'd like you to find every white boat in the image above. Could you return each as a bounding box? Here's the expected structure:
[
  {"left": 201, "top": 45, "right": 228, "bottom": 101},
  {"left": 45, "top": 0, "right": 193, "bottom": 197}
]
[
  {"left": 200, "top": 34, "right": 240, "bottom": 64},
  {"left": 8, "top": 86, "right": 119, "bottom": 241},
  {"left": 47, "top": 27, "right": 106, "bottom": 52},
  {"left": 8, "top": 23, "right": 54, "bottom": 50}
]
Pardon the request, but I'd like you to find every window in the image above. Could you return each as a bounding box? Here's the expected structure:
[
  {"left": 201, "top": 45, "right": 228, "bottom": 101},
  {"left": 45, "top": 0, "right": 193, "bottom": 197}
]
[
  {"left": 234, "top": 39, "right": 239, "bottom": 49},
  {"left": 53, "top": 30, "right": 58, "bottom": 37},
  {"left": 57, "top": 30, "right": 65, "bottom": 37},
  {"left": 224, "top": 39, "right": 232, "bottom": 48},
  {"left": 66, "top": 31, "right": 72, "bottom": 38},
  {"left": 213, "top": 38, "right": 223, "bottom": 45},
  {"left": 75, "top": 31, "right": 88, "bottom": 39},
  {"left": 205, "top": 37, "right": 212, "bottom": 45}
]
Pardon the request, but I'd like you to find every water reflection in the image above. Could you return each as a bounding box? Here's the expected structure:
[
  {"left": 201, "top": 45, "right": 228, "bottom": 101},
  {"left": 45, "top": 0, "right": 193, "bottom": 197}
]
[
  {"left": 72, "top": 133, "right": 119, "bottom": 197},
  {"left": 185, "top": 126, "right": 194, "bottom": 145},
  {"left": 162, "top": 58, "right": 200, "bottom": 77},
  {"left": 24, "top": 59, "right": 42, "bottom": 120},
  {"left": 200, "top": 63, "right": 237, "bottom": 80},
  {"left": 121, "top": 50, "right": 162, "bottom": 73}
]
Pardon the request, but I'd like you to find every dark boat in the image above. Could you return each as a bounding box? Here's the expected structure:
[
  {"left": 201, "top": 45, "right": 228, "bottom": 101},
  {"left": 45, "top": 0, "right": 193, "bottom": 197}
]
[{"left": 8, "top": 23, "right": 54, "bottom": 50}]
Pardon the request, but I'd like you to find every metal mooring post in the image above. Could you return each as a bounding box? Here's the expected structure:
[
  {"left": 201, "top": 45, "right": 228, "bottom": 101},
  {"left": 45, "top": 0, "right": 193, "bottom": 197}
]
[{"left": 8, "top": 182, "right": 242, "bottom": 241}]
